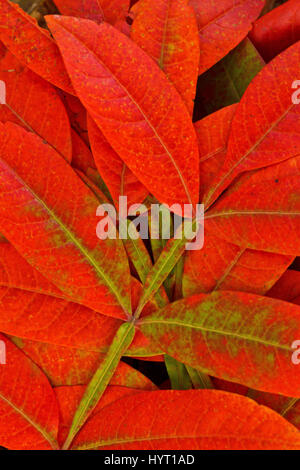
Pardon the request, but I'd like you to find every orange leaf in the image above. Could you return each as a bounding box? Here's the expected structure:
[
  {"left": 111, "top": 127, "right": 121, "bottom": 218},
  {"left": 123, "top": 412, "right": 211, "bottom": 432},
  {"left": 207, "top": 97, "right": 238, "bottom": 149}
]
[
  {"left": 131, "top": 0, "right": 200, "bottom": 114},
  {"left": 0, "top": 49, "right": 72, "bottom": 161},
  {"left": 0, "top": 122, "right": 131, "bottom": 318},
  {"left": 88, "top": 114, "right": 148, "bottom": 208},
  {"left": 0, "top": 335, "right": 59, "bottom": 450},
  {"left": 53, "top": 0, "right": 104, "bottom": 23},
  {"left": 190, "top": 0, "right": 264, "bottom": 74},
  {"left": 47, "top": 16, "right": 199, "bottom": 210},
  {"left": 0, "top": 0, "right": 73, "bottom": 93},
  {"left": 71, "top": 390, "right": 300, "bottom": 449},
  {"left": 183, "top": 229, "right": 293, "bottom": 296},
  {"left": 205, "top": 41, "right": 300, "bottom": 207}
]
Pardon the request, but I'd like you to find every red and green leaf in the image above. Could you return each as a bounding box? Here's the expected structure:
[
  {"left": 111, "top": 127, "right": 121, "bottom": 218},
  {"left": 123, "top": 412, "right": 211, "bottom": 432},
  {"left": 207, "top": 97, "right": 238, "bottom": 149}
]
[
  {"left": 139, "top": 291, "right": 300, "bottom": 397},
  {"left": 0, "top": 122, "right": 131, "bottom": 318}
]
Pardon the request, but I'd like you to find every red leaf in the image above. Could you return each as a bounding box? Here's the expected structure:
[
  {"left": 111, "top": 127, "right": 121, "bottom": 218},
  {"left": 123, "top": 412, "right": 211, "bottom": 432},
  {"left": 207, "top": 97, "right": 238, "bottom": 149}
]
[
  {"left": 54, "top": 0, "right": 130, "bottom": 25},
  {"left": 0, "top": 243, "right": 161, "bottom": 359},
  {"left": 88, "top": 115, "right": 148, "bottom": 208},
  {"left": 0, "top": 0, "right": 73, "bottom": 93},
  {"left": 195, "top": 104, "right": 237, "bottom": 201},
  {"left": 0, "top": 334, "right": 59, "bottom": 450},
  {"left": 53, "top": 0, "right": 104, "bottom": 23},
  {"left": 267, "top": 270, "right": 300, "bottom": 304},
  {"left": 0, "top": 122, "right": 131, "bottom": 318},
  {"left": 189, "top": 0, "right": 264, "bottom": 74},
  {"left": 205, "top": 41, "right": 300, "bottom": 207},
  {"left": 139, "top": 291, "right": 300, "bottom": 397},
  {"left": 47, "top": 16, "right": 199, "bottom": 210},
  {"left": 11, "top": 336, "right": 157, "bottom": 389},
  {"left": 0, "top": 245, "right": 161, "bottom": 361},
  {"left": 55, "top": 384, "right": 142, "bottom": 447},
  {"left": 0, "top": 243, "right": 65, "bottom": 299},
  {"left": 249, "top": 0, "right": 300, "bottom": 62},
  {"left": 183, "top": 229, "right": 293, "bottom": 296},
  {"left": 205, "top": 154, "right": 300, "bottom": 255},
  {"left": 0, "top": 49, "right": 72, "bottom": 161},
  {"left": 71, "top": 390, "right": 300, "bottom": 449},
  {"left": 249, "top": 389, "right": 300, "bottom": 431},
  {"left": 11, "top": 338, "right": 110, "bottom": 387},
  {"left": 131, "top": 0, "right": 200, "bottom": 114},
  {"left": 71, "top": 129, "right": 96, "bottom": 173},
  {"left": 97, "top": 0, "right": 130, "bottom": 24},
  {"left": 0, "top": 287, "right": 122, "bottom": 351}
]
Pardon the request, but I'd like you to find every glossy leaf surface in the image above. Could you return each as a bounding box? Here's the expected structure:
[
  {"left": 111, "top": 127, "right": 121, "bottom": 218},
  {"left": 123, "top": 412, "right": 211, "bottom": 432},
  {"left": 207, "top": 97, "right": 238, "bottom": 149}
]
[{"left": 140, "top": 292, "right": 300, "bottom": 396}]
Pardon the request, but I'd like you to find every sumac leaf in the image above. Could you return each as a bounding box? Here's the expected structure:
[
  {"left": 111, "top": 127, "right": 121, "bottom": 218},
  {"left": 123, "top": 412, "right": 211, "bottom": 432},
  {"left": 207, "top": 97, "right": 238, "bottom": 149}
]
[
  {"left": 88, "top": 115, "right": 148, "bottom": 208},
  {"left": 139, "top": 291, "right": 300, "bottom": 397},
  {"left": 55, "top": 384, "right": 142, "bottom": 447},
  {"left": 249, "top": 0, "right": 300, "bottom": 62},
  {"left": 131, "top": 0, "right": 200, "bottom": 114},
  {"left": 183, "top": 229, "right": 293, "bottom": 297},
  {"left": 189, "top": 0, "right": 264, "bottom": 74},
  {"left": 62, "top": 321, "right": 135, "bottom": 449},
  {"left": 71, "top": 390, "right": 300, "bottom": 449},
  {"left": 12, "top": 336, "right": 156, "bottom": 389},
  {"left": 205, "top": 164, "right": 300, "bottom": 256},
  {"left": 249, "top": 389, "right": 300, "bottom": 431},
  {"left": 0, "top": 122, "right": 131, "bottom": 318},
  {"left": 0, "top": 50, "right": 72, "bottom": 161},
  {"left": 0, "top": 0, "right": 73, "bottom": 93},
  {"left": 47, "top": 16, "right": 199, "bottom": 210},
  {"left": 195, "top": 104, "right": 237, "bottom": 201},
  {"left": 53, "top": 0, "right": 104, "bottom": 23},
  {"left": 205, "top": 41, "right": 300, "bottom": 207},
  {"left": 0, "top": 334, "right": 59, "bottom": 450}
]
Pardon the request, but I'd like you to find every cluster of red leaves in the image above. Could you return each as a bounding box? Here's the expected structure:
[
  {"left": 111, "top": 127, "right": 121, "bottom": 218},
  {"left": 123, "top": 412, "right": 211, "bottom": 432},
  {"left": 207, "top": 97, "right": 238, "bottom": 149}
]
[{"left": 0, "top": 0, "right": 299, "bottom": 450}]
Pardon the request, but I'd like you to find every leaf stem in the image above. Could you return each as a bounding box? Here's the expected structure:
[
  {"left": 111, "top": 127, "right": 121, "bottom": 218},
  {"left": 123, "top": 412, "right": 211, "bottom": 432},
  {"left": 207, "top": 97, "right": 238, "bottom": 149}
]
[
  {"left": 185, "top": 365, "right": 214, "bottom": 389},
  {"left": 62, "top": 321, "right": 135, "bottom": 450}
]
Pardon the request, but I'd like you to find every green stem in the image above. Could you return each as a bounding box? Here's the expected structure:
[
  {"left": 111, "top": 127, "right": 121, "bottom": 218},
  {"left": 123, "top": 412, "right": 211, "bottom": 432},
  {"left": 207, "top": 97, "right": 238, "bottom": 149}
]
[
  {"left": 186, "top": 365, "right": 214, "bottom": 389},
  {"left": 62, "top": 321, "right": 135, "bottom": 450},
  {"left": 164, "top": 355, "right": 192, "bottom": 390},
  {"left": 134, "top": 218, "right": 198, "bottom": 319}
]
